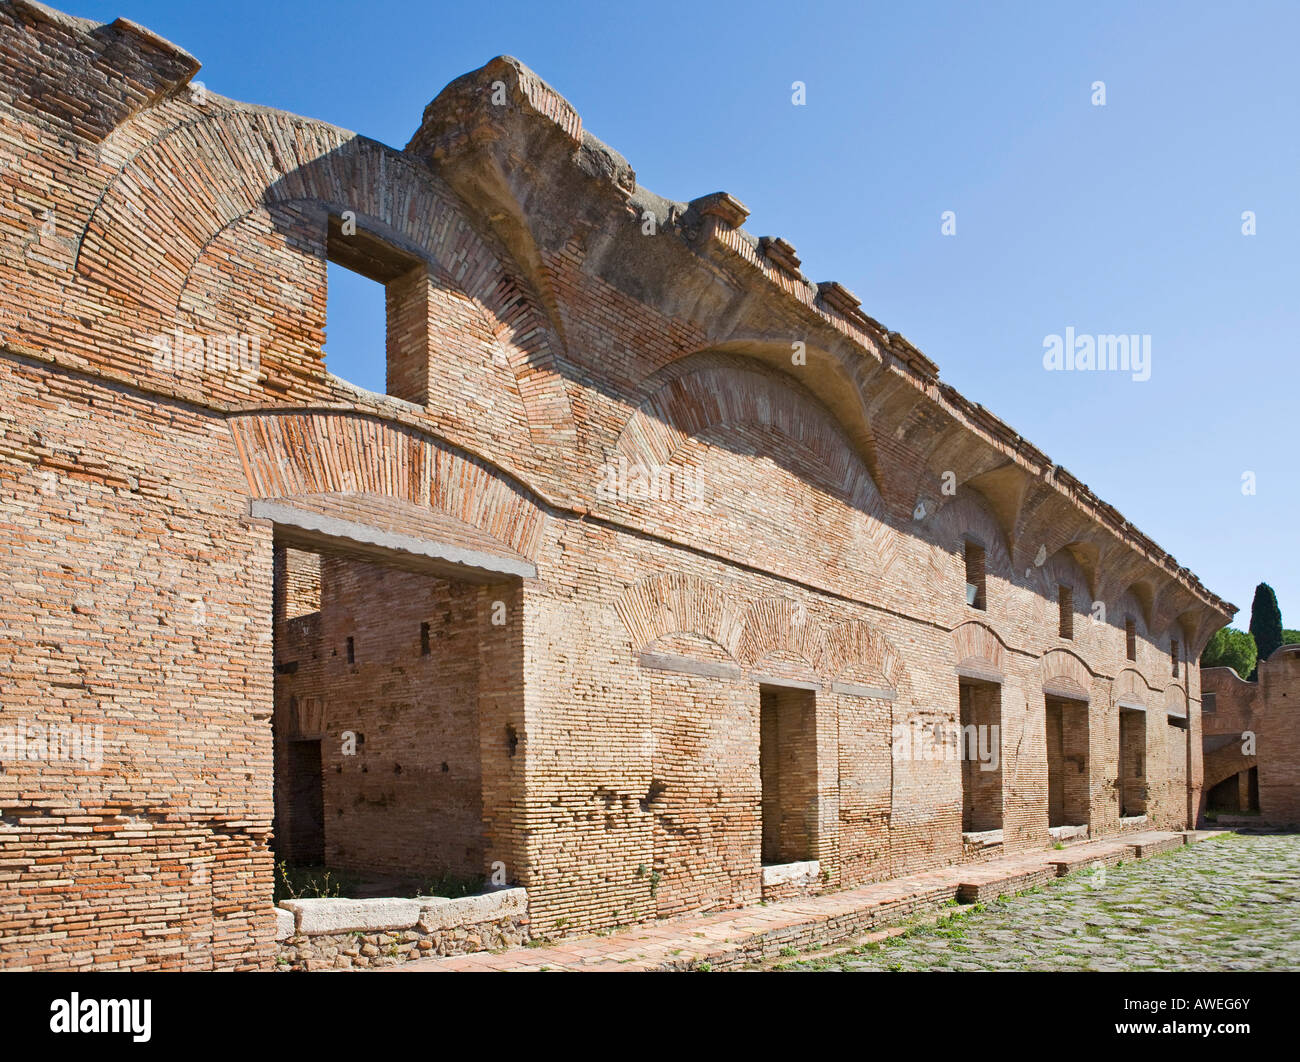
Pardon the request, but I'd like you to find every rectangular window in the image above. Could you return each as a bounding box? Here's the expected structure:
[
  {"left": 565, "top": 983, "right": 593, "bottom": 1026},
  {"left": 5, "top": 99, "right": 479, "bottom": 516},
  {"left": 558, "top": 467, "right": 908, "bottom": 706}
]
[
  {"left": 964, "top": 542, "right": 986, "bottom": 611},
  {"left": 324, "top": 259, "right": 388, "bottom": 394},
  {"left": 1058, "top": 585, "right": 1073, "bottom": 639},
  {"left": 346, "top": 635, "right": 355, "bottom": 665},
  {"left": 324, "top": 215, "right": 430, "bottom": 403},
  {"left": 1203, "top": 692, "right": 1217, "bottom": 714},
  {"left": 1171, "top": 639, "right": 1179, "bottom": 677},
  {"left": 420, "top": 621, "right": 431, "bottom": 656},
  {"left": 1125, "top": 617, "right": 1136, "bottom": 661}
]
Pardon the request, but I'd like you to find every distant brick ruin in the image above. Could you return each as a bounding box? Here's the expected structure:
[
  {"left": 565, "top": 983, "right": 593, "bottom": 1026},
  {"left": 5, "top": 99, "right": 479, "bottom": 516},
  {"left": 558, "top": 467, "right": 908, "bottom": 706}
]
[
  {"left": 1202, "top": 645, "right": 1300, "bottom": 827},
  {"left": 0, "top": 0, "right": 1236, "bottom": 969}
]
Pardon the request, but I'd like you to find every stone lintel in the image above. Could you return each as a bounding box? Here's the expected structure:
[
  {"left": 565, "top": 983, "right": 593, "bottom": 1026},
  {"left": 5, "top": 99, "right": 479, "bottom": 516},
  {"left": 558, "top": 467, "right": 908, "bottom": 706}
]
[
  {"left": 639, "top": 651, "right": 743, "bottom": 682},
  {"left": 830, "top": 680, "right": 896, "bottom": 701},
  {"left": 250, "top": 499, "right": 536, "bottom": 582},
  {"left": 749, "top": 673, "right": 821, "bottom": 691}
]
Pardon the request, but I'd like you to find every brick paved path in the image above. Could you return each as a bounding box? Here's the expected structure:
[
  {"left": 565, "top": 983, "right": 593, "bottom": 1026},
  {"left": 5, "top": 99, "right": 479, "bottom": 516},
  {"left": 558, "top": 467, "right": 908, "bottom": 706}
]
[
  {"left": 779, "top": 831, "right": 1299, "bottom": 972},
  {"left": 392, "top": 829, "right": 1235, "bottom": 972}
]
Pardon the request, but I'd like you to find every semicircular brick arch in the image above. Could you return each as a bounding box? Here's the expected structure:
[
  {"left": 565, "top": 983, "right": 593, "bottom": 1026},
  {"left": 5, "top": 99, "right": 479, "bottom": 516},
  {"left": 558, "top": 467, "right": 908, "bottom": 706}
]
[
  {"left": 227, "top": 410, "right": 545, "bottom": 560},
  {"left": 1041, "top": 648, "right": 1095, "bottom": 699},
  {"left": 736, "top": 598, "right": 826, "bottom": 671},
  {"left": 1031, "top": 546, "right": 1094, "bottom": 613},
  {"left": 613, "top": 572, "right": 745, "bottom": 660},
  {"left": 75, "top": 109, "right": 575, "bottom": 447},
  {"left": 814, "top": 618, "right": 906, "bottom": 693},
  {"left": 613, "top": 354, "right": 896, "bottom": 580},
  {"left": 1113, "top": 587, "right": 1154, "bottom": 659},
  {"left": 616, "top": 356, "right": 884, "bottom": 513},
  {"left": 952, "top": 620, "right": 1007, "bottom": 676},
  {"left": 1114, "top": 667, "right": 1157, "bottom": 706}
]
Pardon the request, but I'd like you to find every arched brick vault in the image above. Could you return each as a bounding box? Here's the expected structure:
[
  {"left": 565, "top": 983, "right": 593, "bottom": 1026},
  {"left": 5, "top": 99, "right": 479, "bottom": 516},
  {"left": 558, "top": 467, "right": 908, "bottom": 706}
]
[
  {"left": 612, "top": 352, "right": 898, "bottom": 578},
  {"left": 618, "top": 352, "right": 882, "bottom": 502},
  {"left": 929, "top": 492, "right": 1014, "bottom": 581},
  {"left": 614, "top": 572, "right": 905, "bottom": 692},
  {"left": 1034, "top": 547, "right": 1094, "bottom": 610},
  {"left": 228, "top": 410, "right": 545, "bottom": 561},
  {"left": 902, "top": 431, "right": 1224, "bottom": 651},
  {"left": 927, "top": 487, "right": 1207, "bottom": 658},
  {"left": 896, "top": 425, "right": 1100, "bottom": 575},
  {"left": 1203, "top": 742, "right": 1257, "bottom": 793},
  {"left": 615, "top": 356, "right": 864, "bottom": 503},
  {"left": 72, "top": 108, "right": 576, "bottom": 449},
  {"left": 1114, "top": 588, "right": 1154, "bottom": 645}
]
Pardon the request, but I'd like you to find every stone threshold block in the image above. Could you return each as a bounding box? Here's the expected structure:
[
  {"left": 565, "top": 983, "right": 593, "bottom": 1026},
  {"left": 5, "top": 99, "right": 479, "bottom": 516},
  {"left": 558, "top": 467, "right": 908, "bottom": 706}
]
[
  {"left": 275, "top": 888, "right": 531, "bottom": 970},
  {"left": 1047, "top": 850, "right": 1126, "bottom": 877},
  {"left": 279, "top": 887, "right": 527, "bottom": 937},
  {"left": 280, "top": 897, "right": 422, "bottom": 936},
  {"left": 417, "top": 888, "right": 527, "bottom": 932},
  {"left": 961, "top": 828, "right": 1004, "bottom": 860},
  {"left": 761, "top": 860, "right": 820, "bottom": 889},
  {"left": 961, "top": 828, "right": 1003, "bottom": 846}
]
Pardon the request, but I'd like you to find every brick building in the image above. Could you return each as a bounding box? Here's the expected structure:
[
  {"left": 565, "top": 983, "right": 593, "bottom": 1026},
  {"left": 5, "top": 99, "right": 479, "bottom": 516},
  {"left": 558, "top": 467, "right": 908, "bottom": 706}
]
[
  {"left": 1201, "top": 645, "right": 1300, "bottom": 827},
  {"left": 0, "top": 1, "right": 1235, "bottom": 969}
]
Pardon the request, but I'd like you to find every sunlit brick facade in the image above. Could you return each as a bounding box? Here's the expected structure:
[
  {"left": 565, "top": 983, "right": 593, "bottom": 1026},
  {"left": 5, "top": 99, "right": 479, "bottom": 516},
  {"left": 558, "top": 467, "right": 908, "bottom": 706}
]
[{"left": 0, "top": 1, "right": 1234, "bottom": 969}]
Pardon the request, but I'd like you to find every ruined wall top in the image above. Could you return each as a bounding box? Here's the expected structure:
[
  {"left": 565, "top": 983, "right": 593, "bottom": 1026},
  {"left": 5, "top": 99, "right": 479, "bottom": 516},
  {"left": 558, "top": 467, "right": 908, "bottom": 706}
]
[{"left": 0, "top": 1, "right": 1236, "bottom": 634}]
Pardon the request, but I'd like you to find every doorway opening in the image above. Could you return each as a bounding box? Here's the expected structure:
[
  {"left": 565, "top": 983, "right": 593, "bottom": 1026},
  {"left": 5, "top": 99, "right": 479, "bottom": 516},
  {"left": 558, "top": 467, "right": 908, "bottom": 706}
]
[
  {"left": 959, "top": 679, "right": 1003, "bottom": 833},
  {"left": 1118, "top": 707, "right": 1147, "bottom": 817},
  {"left": 759, "top": 684, "right": 818, "bottom": 865},
  {"left": 1045, "top": 696, "right": 1090, "bottom": 828}
]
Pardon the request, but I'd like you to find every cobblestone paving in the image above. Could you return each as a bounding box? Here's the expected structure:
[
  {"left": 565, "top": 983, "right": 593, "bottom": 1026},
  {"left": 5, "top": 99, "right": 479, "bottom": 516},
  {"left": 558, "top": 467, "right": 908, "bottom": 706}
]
[{"left": 777, "top": 833, "right": 1300, "bottom": 972}]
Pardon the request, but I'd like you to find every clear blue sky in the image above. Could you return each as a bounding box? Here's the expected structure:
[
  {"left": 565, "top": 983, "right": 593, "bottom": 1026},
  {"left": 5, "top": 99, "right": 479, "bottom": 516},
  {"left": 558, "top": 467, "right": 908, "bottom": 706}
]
[{"left": 74, "top": 0, "right": 1298, "bottom": 631}]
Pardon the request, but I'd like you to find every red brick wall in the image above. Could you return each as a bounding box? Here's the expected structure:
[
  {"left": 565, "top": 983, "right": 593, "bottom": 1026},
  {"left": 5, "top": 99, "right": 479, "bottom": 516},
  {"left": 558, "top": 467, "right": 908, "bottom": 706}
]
[
  {"left": 1204, "top": 648, "right": 1300, "bottom": 826},
  {"left": 0, "top": 5, "right": 1233, "bottom": 965},
  {"left": 0, "top": 359, "right": 274, "bottom": 970},
  {"left": 648, "top": 662, "right": 759, "bottom": 918}
]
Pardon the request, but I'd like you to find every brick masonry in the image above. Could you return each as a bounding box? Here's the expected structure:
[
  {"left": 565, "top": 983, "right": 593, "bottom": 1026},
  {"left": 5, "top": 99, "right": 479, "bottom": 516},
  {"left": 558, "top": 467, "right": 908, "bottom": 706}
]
[
  {"left": 1201, "top": 645, "right": 1300, "bottom": 826},
  {"left": 397, "top": 830, "right": 1222, "bottom": 971},
  {"left": 0, "top": 1, "right": 1235, "bottom": 969}
]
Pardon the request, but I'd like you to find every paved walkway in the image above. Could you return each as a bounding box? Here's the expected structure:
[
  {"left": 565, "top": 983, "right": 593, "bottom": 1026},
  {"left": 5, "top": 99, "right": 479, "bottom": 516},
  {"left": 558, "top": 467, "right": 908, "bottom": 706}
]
[
  {"left": 779, "top": 831, "right": 1299, "bottom": 971},
  {"left": 393, "top": 829, "right": 1222, "bottom": 971}
]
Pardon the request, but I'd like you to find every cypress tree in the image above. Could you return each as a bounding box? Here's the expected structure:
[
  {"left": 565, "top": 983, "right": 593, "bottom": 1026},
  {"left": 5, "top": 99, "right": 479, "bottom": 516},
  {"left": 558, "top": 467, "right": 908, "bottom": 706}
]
[{"left": 1248, "top": 582, "right": 1283, "bottom": 679}]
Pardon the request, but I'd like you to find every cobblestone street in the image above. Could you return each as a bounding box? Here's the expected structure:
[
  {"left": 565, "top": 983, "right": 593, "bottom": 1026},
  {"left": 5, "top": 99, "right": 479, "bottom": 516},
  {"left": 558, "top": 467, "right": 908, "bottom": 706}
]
[{"left": 776, "top": 832, "right": 1300, "bottom": 972}]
